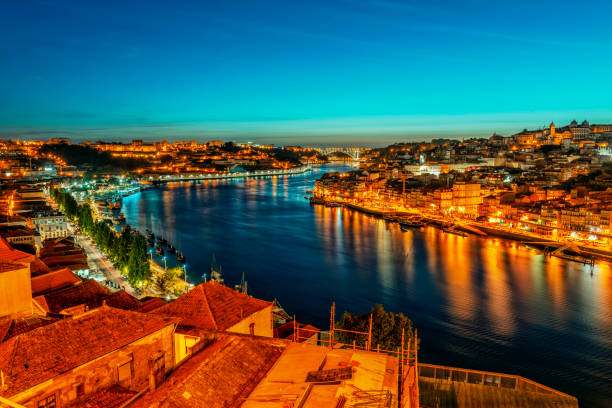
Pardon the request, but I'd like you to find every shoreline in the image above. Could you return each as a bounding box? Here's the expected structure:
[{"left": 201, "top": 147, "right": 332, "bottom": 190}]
[
  {"left": 312, "top": 198, "right": 612, "bottom": 264},
  {"left": 139, "top": 165, "right": 312, "bottom": 184}
]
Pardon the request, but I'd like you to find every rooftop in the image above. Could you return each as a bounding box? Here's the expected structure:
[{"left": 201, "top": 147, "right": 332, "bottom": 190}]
[
  {"left": 0, "top": 306, "right": 178, "bottom": 398},
  {"left": 33, "top": 279, "right": 141, "bottom": 314},
  {"left": 66, "top": 384, "right": 137, "bottom": 408},
  {"left": 30, "top": 267, "right": 80, "bottom": 296},
  {"left": 130, "top": 333, "right": 287, "bottom": 408},
  {"left": 0, "top": 236, "right": 35, "bottom": 265},
  {"left": 242, "top": 342, "right": 399, "bottom": 408},
  {"left": 150, "top": 281, "right": 272, "bottom": 330}
]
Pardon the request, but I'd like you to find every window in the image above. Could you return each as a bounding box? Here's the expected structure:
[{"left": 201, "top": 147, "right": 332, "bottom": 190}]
[
  {"left": 118, "top": 360, "right": 133, "bottom": 387},
  {"left": 37, "top": 395, "right": 56, "bottom": 408},
  {"left": 76, "top": 383, "right": 85, "bottom": 398},
  {"left": 184, "top": 336, "right": 199, "bottom": 355},
  {"left": 249, "top": 323, "right": 255, "bottom": 336}
]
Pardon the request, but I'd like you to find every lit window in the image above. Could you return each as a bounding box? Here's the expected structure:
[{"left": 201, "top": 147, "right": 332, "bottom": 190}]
[{"left": 37, "top": 395, "right": 56, "bottom": 408}]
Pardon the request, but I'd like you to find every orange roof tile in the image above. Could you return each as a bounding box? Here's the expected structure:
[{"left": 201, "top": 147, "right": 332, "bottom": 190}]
[
  {"left": 0, "top": 306, "right": 178, "bottom": 398},
  {"left": 150, "top": 281, "right": 272, "bottom": 331},
  {"left": 0, "top": 315, "right": 59, "bottom": 342},
  {"left": 32, "top": 279, "right": 141, "bottom": 314},
  {"left": 130, "top": 333, "right": 287, "bottom": 408},
  {"left": 67, "top": 385, "right": 136, "bottom": 408},
  {"left": 30, "top": 267, "right": 80, "bottom": 296},
  {"left": 0, "top": 236, "right": 34, "bottom": 265}
]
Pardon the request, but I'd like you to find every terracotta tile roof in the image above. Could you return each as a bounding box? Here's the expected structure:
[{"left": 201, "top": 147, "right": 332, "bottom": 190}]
[
  {"left": 29, "top": 259, "right": 50, "bottom": 277},
  {"left": 0, "top": 236, "right": 35, "bottom": 265},
  {"left": 0, "top": 315, "right": 59, "bottom": 342},
  {"left": 67, "top": 384, "right": 137, "bottom": 408},
  {"left": 130, "top": 333, "right": 287, "bottom": 408},
  {"left": 0, "top": 306, "right": 178, "bottom": 398},
  {"left": 136, "top": 297, "right": 167, "bottom": 313},
  {"left": 30, "top": 267, "right": 80, "bottom": 296},
  {"left": 40, "top": 253, "right": 87, "bottom": 268},
  {"left": 32, "top": 279, "right": 140, "bottom": 314},
  {"left": 150, "top": 281, "right": 272, "bottom": 330}
]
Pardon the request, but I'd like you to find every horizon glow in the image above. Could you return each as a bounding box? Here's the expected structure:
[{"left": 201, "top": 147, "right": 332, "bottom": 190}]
[{"left": 1, "top": 0, "right": 611, "bottom": 145}]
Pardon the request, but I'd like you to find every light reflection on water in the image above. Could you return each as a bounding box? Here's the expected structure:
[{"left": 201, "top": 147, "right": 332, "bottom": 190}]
[{"left": 123, "top": 165, "right": 612, "bottom": 407}]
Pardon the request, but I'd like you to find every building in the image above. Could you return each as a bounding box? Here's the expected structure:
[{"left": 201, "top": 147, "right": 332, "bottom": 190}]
[
  {"left": 0, "top": 306, "right": 178, "bottom": 408},
  {"left": 0, "top": 227, "right": 41, "bottom": 252},
  {"left": 149, "top": 281, "right": 274, "bottom": 364},
  {"left": 452, "top": 182, "right": 482, "bottom": 216},
  {"left": 28, "top": 211, "right": 68, "bottom": 240},
  {"left": 129, "top": 332, "right": 400, "bottom": 408}
]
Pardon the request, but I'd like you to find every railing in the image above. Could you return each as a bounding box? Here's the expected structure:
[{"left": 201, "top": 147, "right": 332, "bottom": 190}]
[
  {"left": 290, "top": 303, "right": 420, "bottom": 408},
  {"left": 417, "top": 363, "right": 576, "bottom": 401}
]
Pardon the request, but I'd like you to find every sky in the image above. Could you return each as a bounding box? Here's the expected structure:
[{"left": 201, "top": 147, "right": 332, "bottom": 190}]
[{"left": 1, "top": 0, "right": 611, "bottom": 146}]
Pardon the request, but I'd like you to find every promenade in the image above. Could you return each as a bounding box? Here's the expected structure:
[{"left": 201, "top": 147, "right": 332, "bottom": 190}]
[{"left": 142, "top": 166, "right": 312, "bottom": 183}]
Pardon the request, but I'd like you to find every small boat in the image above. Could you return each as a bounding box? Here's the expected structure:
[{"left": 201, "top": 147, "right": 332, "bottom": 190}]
[
  {"left": 156, "top": 246, "right": 164, "bottom": 256},
  {"left": 442, "top": 227, "right": 467, "bottom": 237},
  {"left": 157, "top": 236, "right": 167, "bottom": 245},
  {"left": 324, "top": 202, "right": 341, "bottom": 208},
  {"left": 167, "top": 244, "right": 176, "bottom": 254},
  {"left": 176, "top": 251, "right": 186, "bottom": 263},
  {"left": 147, "top": 237, "right": 154, "bottom": 246},
  {"left": 400, "top": 220, "right": 425, "bottom": 228}
]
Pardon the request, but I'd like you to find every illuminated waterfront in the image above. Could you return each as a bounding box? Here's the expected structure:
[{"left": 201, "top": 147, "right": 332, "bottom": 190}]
[{"left": 123, "top": 164, "right": 612, "bottom": 407}]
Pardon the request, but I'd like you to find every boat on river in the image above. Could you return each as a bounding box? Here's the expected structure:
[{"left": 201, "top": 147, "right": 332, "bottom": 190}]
[
  {"left": 156, "top": 245, "right": 164, "bottom": 256},
  {"left": 167, "top": 244, "right": 176, "bottom": 254},
  {"left": 176, "top": 251, "right": 185, "bottom": 263},
  {"left": 399, "top": 217, "right": 425, "bottom": 228}
]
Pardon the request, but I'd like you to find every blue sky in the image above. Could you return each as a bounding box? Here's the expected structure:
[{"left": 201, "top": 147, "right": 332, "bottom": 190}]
[{"left": 1, "top": 0, "right": 611, "bottom": 145}]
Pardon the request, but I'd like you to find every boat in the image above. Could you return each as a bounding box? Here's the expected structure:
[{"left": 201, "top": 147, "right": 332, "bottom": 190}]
[
  {"left": 117, "top": 213, "right": 126, "bottom": 223},
  {"left": 400, "top": 220, "right": 425, "bottom": 228},
  {"left": 442, "top": 227, "right": 467, "bottom": 237},
  {"left": 167, "top": 244, "right": 176, "bottom": 254},
  {"left": 157, "top": 236, "right": 167, "bottom": 245},
  {"left": 210, "top": 254, "right": 224, "bottom": 285},
  {"left": 309, "top": 196, "right": 326, "bottom": 205},
  {"left": 147, "top": 238, "right": 154, "bottom": 247},
  {"left": 176, "top": 251, "right": 186, "bottom": 263},
  {"left": 156, "top": 246, "right": 164, "bottom": 256},
  {"left": 324, "top": 201, "right": 341, "bottom": 208}
]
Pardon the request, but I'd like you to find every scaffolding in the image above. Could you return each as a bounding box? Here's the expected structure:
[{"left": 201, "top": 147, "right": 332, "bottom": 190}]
[{"left": 291, "top": 302, "right": 420, "bottom": 408}]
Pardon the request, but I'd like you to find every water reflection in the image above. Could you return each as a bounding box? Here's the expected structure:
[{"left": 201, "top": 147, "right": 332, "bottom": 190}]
[{"left": 122, "top": 165, "right": 612, "bottom": 408}]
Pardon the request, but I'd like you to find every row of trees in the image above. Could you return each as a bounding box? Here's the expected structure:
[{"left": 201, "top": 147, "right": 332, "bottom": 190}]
[{"left": 50, "top": 188, "right": 151, "bottom": 285}]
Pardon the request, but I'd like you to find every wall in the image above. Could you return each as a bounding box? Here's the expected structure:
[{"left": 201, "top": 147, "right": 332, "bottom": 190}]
[
  {"left": 10, "top": 324, "right": 175, "bottom": 408},
  {"left": 0, "top": 264, "right": 32, "bottom": 318},
  {"left": 227, "top": 305, "right": 274, "bottom": 338}
]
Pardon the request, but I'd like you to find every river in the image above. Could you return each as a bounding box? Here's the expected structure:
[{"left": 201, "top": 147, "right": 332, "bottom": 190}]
[{"left": 122, "top": 164, "right": 612, "bottom": 407}]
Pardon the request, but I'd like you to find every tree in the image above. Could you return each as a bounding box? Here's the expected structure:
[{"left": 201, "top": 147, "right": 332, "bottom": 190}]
[
  {"left": 336, "top": 304, "right": 417, "bottom": 352},
  {"left": 128, "top": 234, "right": 150, "bottom": 284}
]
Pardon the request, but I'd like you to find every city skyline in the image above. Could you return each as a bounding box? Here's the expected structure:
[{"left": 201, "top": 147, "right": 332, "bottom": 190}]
[{"left": 1, "top": 0, "right": 612, "bottom": 144}]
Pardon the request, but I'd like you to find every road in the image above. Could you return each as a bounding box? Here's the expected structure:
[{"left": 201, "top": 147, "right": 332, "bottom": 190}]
[{"left": 68, "top": 222, "right": 136, "bottom": 296}]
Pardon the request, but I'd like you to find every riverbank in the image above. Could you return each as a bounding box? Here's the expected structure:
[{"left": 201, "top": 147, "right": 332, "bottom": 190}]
[
  {"left": 311, "top": 198, "right": 612, "bottom": 264},
  {"left": 140, "top": 165, "right": 312, "bottom": 184}
]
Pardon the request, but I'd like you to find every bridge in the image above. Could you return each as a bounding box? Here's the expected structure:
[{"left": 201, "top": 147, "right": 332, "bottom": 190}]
[{"left": 312, "top": 147, "right": 364, "bottom": 160}]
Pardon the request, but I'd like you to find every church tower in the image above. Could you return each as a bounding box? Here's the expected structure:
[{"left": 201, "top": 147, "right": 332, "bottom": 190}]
[{"left": 550, "top": 122, "right": 555, "bottom": 136}]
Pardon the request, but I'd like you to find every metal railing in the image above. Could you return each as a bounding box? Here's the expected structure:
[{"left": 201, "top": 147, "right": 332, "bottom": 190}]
[{"left": 418, "top": 363, "right": 577, "bottom": 401}]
